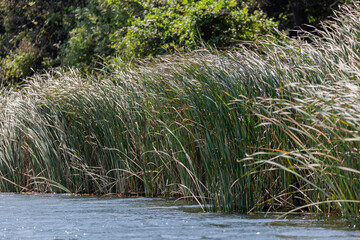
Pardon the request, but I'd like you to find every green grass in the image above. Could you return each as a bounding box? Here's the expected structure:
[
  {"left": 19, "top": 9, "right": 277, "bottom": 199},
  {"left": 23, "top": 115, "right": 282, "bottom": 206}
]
[{"left": 1, "top": 1, "right": 360, "bottom": 227}]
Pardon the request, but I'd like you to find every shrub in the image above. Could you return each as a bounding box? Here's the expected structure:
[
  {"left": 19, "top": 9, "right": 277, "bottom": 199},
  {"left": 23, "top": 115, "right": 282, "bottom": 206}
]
[
  {"left": 0, "top": 40, "right": 42, "bottom": 83},
  {"left": 115, "top": 0, "right": 277, "bottom": 59},
  {"left": 0, "top": 0, "right": 86, "bottom": 83},
  {"left": 61, "top": 0, "right": 144, "bottom": 68}
]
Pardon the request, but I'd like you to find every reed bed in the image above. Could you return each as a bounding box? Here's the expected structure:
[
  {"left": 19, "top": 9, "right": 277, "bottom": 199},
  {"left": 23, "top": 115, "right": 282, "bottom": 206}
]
[{"left": 0, "top": 2, "right": 360, "bottom": 226}]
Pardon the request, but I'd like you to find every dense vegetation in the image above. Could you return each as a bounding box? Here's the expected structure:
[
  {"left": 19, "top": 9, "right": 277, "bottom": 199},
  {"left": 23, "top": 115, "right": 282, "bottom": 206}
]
[
  {"left": 0, "top": 0, "right": 345, "bottom": 84},
  {"left": 1, "top": 1, "right": 360, "bottom": 226},
  {"left": 0, "top": 0, "right": 87, "bottom": 82}
]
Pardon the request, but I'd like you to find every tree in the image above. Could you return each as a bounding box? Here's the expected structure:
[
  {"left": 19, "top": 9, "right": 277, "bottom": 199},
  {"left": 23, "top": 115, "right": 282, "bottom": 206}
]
[
  {"left": 256, "top": 0, "right": 345, "bottom": 30},
  {"left": 0, "top": 0, "right": 87, "bottom": 83}
]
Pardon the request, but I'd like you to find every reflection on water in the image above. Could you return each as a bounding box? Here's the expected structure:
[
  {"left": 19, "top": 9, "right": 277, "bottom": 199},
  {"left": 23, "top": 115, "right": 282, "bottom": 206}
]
[{"left": 0, "top": 193, "right": 358, "bottom": 239}]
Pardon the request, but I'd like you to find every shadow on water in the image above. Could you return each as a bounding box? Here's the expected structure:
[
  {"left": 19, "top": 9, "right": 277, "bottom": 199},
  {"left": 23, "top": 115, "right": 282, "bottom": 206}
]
[{"left": 0, "top": 193, "right": 359, "bottom": 239}]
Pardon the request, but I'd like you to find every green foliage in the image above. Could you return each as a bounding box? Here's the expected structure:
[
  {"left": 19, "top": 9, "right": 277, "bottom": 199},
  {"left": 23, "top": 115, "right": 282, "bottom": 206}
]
[
  {"left": 1, "top": 40, "right": 41, "bottom": 82},
  {"left": 61, "top": 0, "right": 277, "bottom": 67},
  {"left": 0, "top": 0, "right": 346, "bottom": 84},
  {"left": 257, "top": 0, "right": 347, "bottom": 30},
  {"left": 114, "top": 0, "right": 277, "bottom": 59},
  {"left": 0, "top": 0, "right": 86, "bottom": 83},
  {"left": 61, "top": 0, "right": 144, "bottom": 68}
]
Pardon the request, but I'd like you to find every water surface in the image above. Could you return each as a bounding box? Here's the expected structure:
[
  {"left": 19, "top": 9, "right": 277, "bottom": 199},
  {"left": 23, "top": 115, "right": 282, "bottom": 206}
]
[{"left": 0, "top": 193, "right": 358, "bottom": 239}]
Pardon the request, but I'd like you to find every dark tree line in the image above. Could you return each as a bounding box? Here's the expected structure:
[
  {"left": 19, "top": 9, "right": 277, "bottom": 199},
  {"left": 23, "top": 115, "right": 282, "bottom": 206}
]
[{"left": 253, "top": 0, "right": 345, "bottom": 28}]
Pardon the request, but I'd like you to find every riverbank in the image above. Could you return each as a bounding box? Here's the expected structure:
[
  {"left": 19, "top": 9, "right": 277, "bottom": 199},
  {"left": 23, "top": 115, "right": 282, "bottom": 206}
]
[{"left": 1, "top": 2, "right": 360, "bottom": 227}]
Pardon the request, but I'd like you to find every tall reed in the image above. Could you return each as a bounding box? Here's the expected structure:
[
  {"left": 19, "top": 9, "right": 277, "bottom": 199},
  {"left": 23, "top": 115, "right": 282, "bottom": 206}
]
[{"left": 0, "top": 1, "right": 359, "bottom": 226}]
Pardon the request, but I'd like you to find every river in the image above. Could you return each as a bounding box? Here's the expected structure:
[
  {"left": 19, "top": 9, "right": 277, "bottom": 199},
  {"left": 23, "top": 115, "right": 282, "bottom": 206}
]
[{"left": 0, "top": 193, "right": 358, "bottom": 239}]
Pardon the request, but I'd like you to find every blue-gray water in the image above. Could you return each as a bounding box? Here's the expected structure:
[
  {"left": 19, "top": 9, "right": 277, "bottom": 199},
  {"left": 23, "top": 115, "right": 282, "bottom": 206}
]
[{"left": 0, "top": 193, "right": 359, "bottom": 240}]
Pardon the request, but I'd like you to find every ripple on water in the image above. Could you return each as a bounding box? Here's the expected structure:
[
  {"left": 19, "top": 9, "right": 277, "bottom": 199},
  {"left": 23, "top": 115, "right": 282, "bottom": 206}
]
[{"left": 0, "top": 193, "right": 359, "bottom": 239}]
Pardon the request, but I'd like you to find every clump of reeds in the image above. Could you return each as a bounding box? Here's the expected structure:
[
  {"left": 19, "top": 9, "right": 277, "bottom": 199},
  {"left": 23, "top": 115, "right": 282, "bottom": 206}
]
[{"left": 0, "top": 1, "right": 360, "bottom": 227}]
